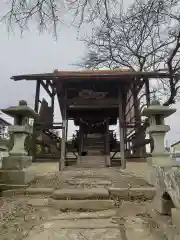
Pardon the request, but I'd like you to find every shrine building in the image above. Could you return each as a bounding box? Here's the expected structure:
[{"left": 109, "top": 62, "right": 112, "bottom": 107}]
[{"left": 11, "top": 69, "right": 172, "bottom": 170}]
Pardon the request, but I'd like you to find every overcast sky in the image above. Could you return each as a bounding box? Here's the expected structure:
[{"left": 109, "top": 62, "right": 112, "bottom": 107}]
[{"left": 0, "top": 1, "right": 179, "bottom": 146}]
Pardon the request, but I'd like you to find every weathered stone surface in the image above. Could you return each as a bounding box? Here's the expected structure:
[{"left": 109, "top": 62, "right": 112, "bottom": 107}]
[
  {"left": 0, "top": 168, "right": 35, "bottom": 185},
  {"left": 108, "top": 187, "right": 129, "bottom": 199},
  {"left": 2, "top": 187, "right": 54, "bottom": 197},
  {"left": 25, "top": 228, "right": 121, "bottom": 240},
  {"left": 27, "top": 198, "right": 49, "bottom": 207},
  {"left": 128, "top": 187, "right": 156, "bottom": 199},
  {"left": 108, "top": 187, "right": 156, "bottom": 200},
  {"left": 52, "top": 188, "right": 109, "bottom": 200},
  {"left": 49, "top": 199, "right": 115, "bottom": 211},
  {"left": 153, "top": 166, "right": 180, "bottom": 209},
  {"left": 66, "top": 178, "right": 112, "bottom": 186},
  {"left": 153, "top": 194, "right": 174, "bottom": 215},
  {"left": 41, "top": 219, "right": 119, "bottom": 229},
  {"left": 2, "top": 155, "right": 32, "bottom": 170},
  {"left": 171, "top": 208, "right": 180, "bottom": 231},
  {"left": 49, "top": 209, "right": 117, "bottom": 220}
]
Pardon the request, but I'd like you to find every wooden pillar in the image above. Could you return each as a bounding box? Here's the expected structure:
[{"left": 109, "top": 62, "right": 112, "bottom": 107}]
[
  {"left": 105, "top": 120, "right": 111, "bottom": 167},
  {"left": 59, "top": 88, "right": 67, "bottom": 171},
  {"left": 65, "top": 119, "right": 68, "bottom": 159},
  {"left": 32, "top": 80, "right": 40, "bottom": 162},
  {"left": 118, "top": 88, "right": 126, "bottom": 169},
  {"left": 133, "top": 81, "right": 142, "bottom": 157},
  {"left": 145, "top": 77, "right": 153, "bottom": 153}
]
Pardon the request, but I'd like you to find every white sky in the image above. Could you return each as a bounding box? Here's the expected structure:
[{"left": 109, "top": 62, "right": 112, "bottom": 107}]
[{"left": 0, "top": 0, "right": 179, "bottom": 146}]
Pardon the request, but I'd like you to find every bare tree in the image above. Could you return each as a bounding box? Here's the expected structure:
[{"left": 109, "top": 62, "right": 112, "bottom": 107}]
[
  {"left": 1, "top": 0, "right": 117, "bottom": 35},
  {"left": 82, "top": 0, "right": 180, "bottom": 105}
]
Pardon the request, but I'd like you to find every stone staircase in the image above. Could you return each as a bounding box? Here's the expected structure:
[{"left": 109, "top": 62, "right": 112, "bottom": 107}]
[
  {"left": 83, "top": 134, "right": 105, "bottom": 153},
  {"left": 78, "top": 155, "right": 106, "bottom": 168},
  {"left": 1, "top": 165, "right": 159, "bottom": 240}
]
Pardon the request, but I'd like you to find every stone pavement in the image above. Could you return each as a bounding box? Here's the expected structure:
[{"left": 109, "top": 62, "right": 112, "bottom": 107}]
[{"left": 0, "top": 162, "right": 177, "bottom": 240}]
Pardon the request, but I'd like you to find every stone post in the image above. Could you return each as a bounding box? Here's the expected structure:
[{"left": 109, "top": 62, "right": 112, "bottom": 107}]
[
  {"left": 0, "top": 100, "right": 38, "bottom": 186},
  {"left": 142, "top": 98, "right": 176, "bottom": 185},
  {"left": 0, "top": 138, "right": 8, "bottom": 168}
]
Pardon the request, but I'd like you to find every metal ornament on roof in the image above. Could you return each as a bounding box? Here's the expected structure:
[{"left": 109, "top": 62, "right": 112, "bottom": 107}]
[{"left": 79, "top": 89, "right": 108, "bottom": 100}]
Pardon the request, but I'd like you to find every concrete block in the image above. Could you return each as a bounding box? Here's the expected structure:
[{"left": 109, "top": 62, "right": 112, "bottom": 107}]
[
  {"left": 49, "top": 199, "right": 115, "bottom": 211},
  {"left": 2, "top": 155, "right": 32, "bottom": 170},
  {"left": 0, "top": 168, "right": 35, "bottom": 185},
  {"left": 52, "top": 188, "right": 109, "bottom": 200}
]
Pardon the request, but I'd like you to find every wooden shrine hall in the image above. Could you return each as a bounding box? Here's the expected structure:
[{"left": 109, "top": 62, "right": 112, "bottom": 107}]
[{"left": 11, "top": 69, "right": 172, "bottom": 170}]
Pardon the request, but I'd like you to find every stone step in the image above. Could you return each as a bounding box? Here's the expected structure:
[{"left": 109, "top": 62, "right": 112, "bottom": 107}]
[
  {"left": 49, "top": 209, "right": 117, "bottom": 220},
  {"left": 49, "top": 199, "right": 115, "bottom": 211},
  {"left": 41, "top": 218, "right": 119, "bottom": 229},
  {"left": 51, "top": 188, "right": 110, "bottom": 200},
  {"left": 108, "top": 187, "right": 156, "bottom": 200},
  {"left": 2, "top": 187, "right": 54, "bottom": 197},
  {"left": 66, "top": 179, "right": 112, "bottom": 187},
  {"left": 76, "top": 165, "right": 106, "bottom": 168}
]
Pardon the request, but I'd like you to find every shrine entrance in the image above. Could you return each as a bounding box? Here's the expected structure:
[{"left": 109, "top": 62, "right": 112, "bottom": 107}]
[{"left": 11, "top": 69, "right": 171, "bottom": 170}]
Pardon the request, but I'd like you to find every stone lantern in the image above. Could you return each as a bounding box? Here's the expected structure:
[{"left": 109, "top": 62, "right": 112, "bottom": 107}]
[
  {"left": 142, "top": 98, "right": 176, "bottom": 166},
  {"left": 142, "top": 98, "right": 176, "bottom": 185},
  {"left": 0, "top": 100, "right": 38, "bottom": 185}
]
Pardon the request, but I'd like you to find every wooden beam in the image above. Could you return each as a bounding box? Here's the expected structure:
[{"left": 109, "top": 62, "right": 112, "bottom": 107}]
[{"left": 40, "top": 80, "right": 53, "bottom": 97}]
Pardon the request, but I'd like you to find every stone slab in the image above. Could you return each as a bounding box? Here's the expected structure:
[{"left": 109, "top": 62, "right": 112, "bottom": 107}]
[
  {"left": 27, "top": 198, "right": 49, "bottom": 207},
  {"left": 0, "top": 168, "right": 35, "bottom": 185},
  {"left": 0, "top": 183, "right": 28, "bottom": 191},
  {"left": 49, "top": 199, "right": 115, "bottom": 211},
  {"left": 52, "top": 188, "right": 109, "bottom": 200},
  {"left": 108, "top": 187, "right": 156, "bottom": 200},
  {"left": 2, "top": 187, "right": 54, "bottom": 197},
  {"left": 49, "top": 209, "right": 117, "bottom": 220},
  {"left": 40, "top": 219, "right": 119, "bottom": 229},
  {"left": 23, "top": 216, "right": 162, "bottom": 240},
  {"left": 128, "top": 187, "right": 156, "bottom": 199},
  {"left": 66, "top": 179, "right": 112, "bottom": 186},
  {"left": 108, "top": 188, "right": 129, "bottom": 199},
  {"left": 2, "top": 155, "right": 32, "bottom": 170},
  {"left": 25, "top": 228, "right": 120, "bottom": 240}
]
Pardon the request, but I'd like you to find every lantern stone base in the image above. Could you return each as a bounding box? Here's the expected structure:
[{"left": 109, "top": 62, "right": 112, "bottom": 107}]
[
  {"left": 146, "top": 154, "right": 178, "bottom": 185},
  {"left": 147, "top": 164, "right": 179, "bottom": 186},
  {"left": 2, "top": 156, "right": 32, "bottom": 170},
  {"left": 0, "top": 168, "right": 35, "bottom": 185}
]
